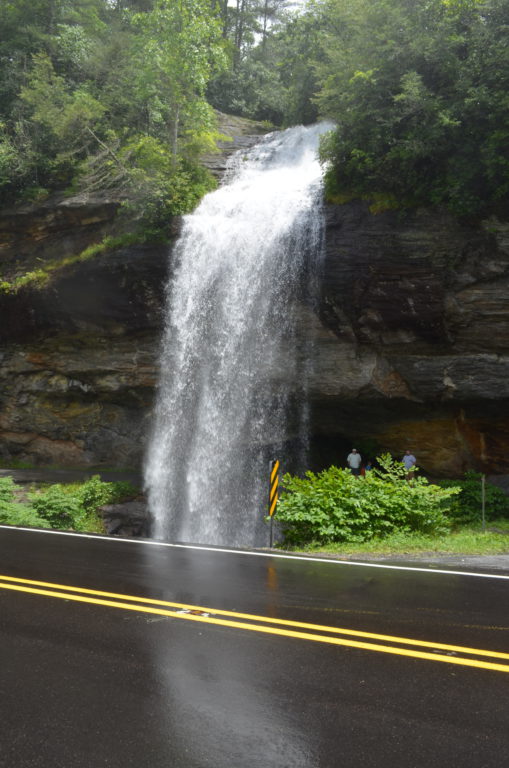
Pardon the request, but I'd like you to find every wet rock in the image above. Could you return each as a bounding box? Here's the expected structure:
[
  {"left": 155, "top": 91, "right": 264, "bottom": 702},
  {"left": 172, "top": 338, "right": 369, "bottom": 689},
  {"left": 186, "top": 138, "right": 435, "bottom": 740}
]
[
  {"left": 0, "top": 195, "right": 120, "bottom": 281},
  {"left": 100, "top": 501, "right": 150, "bottom": 537},
  {"left": 1, "top": 161, "right": 509, "bottom": 478},
  {"left": 201, "top": 112, "right": 269, "bottom": 178},
  {"left": 0, "top": 242, "right": 168, "bottom": 343},
  {"left": 310, "top": 202, "right": 509, "bottom": 475},
  {"left": 0, "top": 116, "right": 273, "bottom": 472}
]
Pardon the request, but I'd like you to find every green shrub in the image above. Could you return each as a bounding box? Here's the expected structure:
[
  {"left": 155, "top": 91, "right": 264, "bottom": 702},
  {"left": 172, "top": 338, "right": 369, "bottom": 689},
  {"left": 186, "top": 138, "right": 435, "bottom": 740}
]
[
  {"left": 0, "top": 500, "right": 50, "bottom": 529},
  {"left": 0, "top": 476, "right": 16, "bottom": 502},
  {"left": 77, "top": 475, "right": 114, "bottom": 513},
  {"left": 76, "top": 475, "right": 137, "bottom": 510},
  {"left": 104, "top": 480, "right": 138, "bottom": 504},
  {"left": 439, "top": 472, "right": 509, "bottom": 524},
  {"left": 274, "top": 454, "right": 459, "bottom": 547},
  {"left": 0, "top": 476, "right": 51, "bottom": 528},
  {"left": 28, "top": 476, "right": 137, "bottom": 532},
  {"left": 29, "top": 484, "right": 82, "bottom": 529},
  {"left": 120, "top": 152, "right": 217, "bottom": 234}
]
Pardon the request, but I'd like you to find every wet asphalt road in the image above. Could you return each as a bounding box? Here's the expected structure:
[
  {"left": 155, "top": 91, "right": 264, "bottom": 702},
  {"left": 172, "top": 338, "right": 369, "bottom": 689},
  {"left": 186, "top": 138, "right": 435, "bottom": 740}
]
[{"left": 0, "top": 527, "right": 508, "bottom": 768}]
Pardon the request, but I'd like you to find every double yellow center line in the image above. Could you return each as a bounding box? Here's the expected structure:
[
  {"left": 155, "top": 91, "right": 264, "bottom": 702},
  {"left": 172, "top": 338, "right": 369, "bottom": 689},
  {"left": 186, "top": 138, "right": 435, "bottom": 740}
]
[{"left": 1, "top": 573, "right": 508, "bottom": 673}]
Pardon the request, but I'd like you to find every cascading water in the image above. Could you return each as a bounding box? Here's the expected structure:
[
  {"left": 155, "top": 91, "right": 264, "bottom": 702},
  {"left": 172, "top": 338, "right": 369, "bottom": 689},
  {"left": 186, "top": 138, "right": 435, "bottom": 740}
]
[{"left": 144, "top": 123, "right": 330, "bottom": 546}]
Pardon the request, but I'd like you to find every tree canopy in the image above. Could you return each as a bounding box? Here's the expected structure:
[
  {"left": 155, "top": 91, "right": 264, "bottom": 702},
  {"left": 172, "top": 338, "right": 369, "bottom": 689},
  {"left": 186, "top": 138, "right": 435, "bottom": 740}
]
[
  {"left": 315, "top": 0, "right": 509, "bottom": 215},
  {"left": 0, "top": 0, "right": 507, "bottom": 221},
  {"left": 0, "top": 0, "right": 228, "bottom": 225}
]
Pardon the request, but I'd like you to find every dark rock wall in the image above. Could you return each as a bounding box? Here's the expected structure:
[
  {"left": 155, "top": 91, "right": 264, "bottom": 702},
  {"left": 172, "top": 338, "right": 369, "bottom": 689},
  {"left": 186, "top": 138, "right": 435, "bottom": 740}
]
[
  {"left": 311, "top": 203, "right": 509, "bottom": 475},
  {"left": 1, "top": 185, "right": 508, "bottom": 476},
  {"left": 0, "top": 111, "right": 270, "bottom": 472},
  {"left": 0, "top": 242, "right": 167, "bottom": 468},
  {"left": 0, "top": 196, "right": 120, "bottom": 281}
]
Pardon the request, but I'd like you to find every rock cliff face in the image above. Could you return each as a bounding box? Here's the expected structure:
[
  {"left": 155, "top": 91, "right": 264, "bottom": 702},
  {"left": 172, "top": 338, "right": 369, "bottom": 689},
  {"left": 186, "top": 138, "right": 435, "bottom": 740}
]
[
  {"left": 0, "top": 240, "right": 166, "bottom": 467},
  {"left": 309, "top": 203, "right": 509, "bottom": 476},
  {"left": 0, "top": 196, "right": 120, "bottom": 282},
  {"left": 0, "top": 146, "right": 508, "bottom": 477},
  {"left": 0, "top": 112, "right": 267, "bottom": 471}
]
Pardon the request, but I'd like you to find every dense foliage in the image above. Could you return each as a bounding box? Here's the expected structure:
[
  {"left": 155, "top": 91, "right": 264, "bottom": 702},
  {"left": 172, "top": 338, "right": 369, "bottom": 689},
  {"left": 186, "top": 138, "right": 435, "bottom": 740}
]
[
  {"left": 274, "top": 455, "right": 459, "bottom": 546},
  {"left": 208, "top": 0, "right": 509, "bottom": 216},
  {"left": 0, "top": 477, "right": 50, "bottom": 528},
  {"left": 0, "top": 0, "right": 226, "bottom": 226},
  {"left": 207, "top": 4, "right": 323, "bottom": 125},
  {"left": 0, "top": 475, "right": 137, "bottom": 533},
  {"left": 0, "top": 0, "right": 507, "bottom": 220},
  {"left": 439, "top": 472, "right": 509, "bottom": 523},
  {"left": 316, "top": 0, "right": 509, "bottom": 215}
]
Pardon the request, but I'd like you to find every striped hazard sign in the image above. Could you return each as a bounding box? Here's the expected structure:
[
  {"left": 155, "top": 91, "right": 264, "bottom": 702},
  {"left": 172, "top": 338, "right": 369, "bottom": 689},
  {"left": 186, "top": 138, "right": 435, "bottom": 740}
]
[{"left": 269, "top": 459, "right": 280, "bottom": 518}]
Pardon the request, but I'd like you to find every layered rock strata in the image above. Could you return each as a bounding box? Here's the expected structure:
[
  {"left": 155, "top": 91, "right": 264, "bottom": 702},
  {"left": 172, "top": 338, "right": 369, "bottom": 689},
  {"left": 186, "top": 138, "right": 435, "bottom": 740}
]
[
  {"left": 310, "top": 204, "right": 509, "bottom": 475},
  {"left": 0, "top": 242, "right": 166, "bottom": 467},
  {"left": 0, "top": 149, "right": 508, "bottom": 477}
]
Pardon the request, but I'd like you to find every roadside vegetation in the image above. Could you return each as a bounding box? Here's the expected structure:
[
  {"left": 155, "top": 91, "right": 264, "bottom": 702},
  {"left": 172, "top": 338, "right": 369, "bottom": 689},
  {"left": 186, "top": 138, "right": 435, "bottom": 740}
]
[
  {"left": 297, "top": 524, "right": 509, "bottom": 558},
  {"left": 0, "top": 475, "right": 137, "bottom": 534},
  {"left": 2, "top": 463, "right": 508, "bottom": 557},
  {"left": 273, "top": 456, "right": 509, "bottom": 556}
]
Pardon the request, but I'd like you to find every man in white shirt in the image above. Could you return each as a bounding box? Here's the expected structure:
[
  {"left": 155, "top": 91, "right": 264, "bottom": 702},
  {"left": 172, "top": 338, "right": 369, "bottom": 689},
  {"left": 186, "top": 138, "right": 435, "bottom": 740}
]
[
  {"left": 347, "top": 448, "right": 362, "bottom": 476},
  {"left": 402, "top": 450, "right": 417, "bottom": 479}
]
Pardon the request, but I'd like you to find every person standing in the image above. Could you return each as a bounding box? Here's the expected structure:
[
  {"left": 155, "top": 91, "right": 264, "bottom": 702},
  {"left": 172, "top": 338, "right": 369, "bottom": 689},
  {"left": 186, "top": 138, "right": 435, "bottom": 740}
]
[
  {"left": 347, "top": 448, "right": 362, "bottom": 476},
  {"left": 402, "top": 449, "right": 417, "bottom": 479}
]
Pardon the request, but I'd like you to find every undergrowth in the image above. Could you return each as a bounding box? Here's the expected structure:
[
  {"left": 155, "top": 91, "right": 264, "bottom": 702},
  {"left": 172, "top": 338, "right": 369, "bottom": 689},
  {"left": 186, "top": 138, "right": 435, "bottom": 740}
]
[
  {"left": 274, "top": 455, "right": 459, "bottom": 547},
  {"left": 0, "top": 475, "right": 137, "bottom": 533},
  {"left": 296, "top": 522, "right": 509, "bottom": 557}
]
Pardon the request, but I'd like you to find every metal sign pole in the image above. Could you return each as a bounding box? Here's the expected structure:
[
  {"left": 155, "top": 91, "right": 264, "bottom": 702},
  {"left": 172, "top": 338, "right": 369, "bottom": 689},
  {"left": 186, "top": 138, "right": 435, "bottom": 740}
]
[
  {"left": 268, "top": 459, "right": 280, "bottom": 548},
  {"left": 481, "top": 474, "right": 486, "bottom": 532}
]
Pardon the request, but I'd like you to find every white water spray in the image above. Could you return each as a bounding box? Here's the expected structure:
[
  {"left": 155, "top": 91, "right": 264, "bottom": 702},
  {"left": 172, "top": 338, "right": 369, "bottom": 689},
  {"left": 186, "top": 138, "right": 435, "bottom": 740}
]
[{"left": 144, "top": 124, "right": 329, "bottom": 546}]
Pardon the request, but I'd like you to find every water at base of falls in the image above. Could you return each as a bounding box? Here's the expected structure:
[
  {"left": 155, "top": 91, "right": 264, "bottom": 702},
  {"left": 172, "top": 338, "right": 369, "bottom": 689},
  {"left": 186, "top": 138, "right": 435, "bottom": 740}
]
[{"left": 144, "top": 123, "right": 330, "bottom": 547}]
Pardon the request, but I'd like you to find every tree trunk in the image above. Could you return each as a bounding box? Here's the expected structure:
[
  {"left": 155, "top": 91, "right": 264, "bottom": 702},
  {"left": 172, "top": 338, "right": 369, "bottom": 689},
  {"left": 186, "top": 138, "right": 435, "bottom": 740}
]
[
  {"left": 171, "top": 106, "right": 180, "bottom": 167},
  {"left": 262, "top": 0, "right": 270, "bottom": 50},
  {"left": 221, "top": 0, "right": 229, "bottom": 38},
  {"left": 233, "top": 0, "right": 247, "bottom": 68}
]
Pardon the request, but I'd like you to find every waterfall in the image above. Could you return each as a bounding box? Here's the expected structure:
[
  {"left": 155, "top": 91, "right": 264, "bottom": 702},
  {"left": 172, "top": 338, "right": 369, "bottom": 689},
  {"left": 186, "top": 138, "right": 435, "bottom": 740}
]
[{"left": 144, "top": 123, "right": 329, "bottom": 546}]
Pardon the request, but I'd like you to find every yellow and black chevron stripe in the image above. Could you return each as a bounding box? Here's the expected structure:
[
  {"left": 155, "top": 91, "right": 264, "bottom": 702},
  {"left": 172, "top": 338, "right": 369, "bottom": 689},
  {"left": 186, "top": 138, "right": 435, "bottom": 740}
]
[{"left": 269, "top": 459, "right": 280, "bottom": 517}]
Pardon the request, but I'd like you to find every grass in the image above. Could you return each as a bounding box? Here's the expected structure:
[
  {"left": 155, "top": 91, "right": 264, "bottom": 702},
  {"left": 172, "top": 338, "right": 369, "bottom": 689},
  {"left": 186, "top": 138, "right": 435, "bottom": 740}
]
[
  {"left": 0, "top": 460, "right": 37, "bottom": 470},
  {"left": 0, "top": 232, "right": 152, "bottom": 295},
  {"left": 0, "top": 462, "right": 138, "bottom": 473},
  {"left": 292, "top": 520, "right": 509, "bottom": 557}
]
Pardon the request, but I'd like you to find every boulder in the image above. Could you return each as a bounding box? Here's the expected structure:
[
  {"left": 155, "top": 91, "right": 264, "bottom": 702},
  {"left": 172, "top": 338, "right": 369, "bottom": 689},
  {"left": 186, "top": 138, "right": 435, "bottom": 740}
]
[{"left": 100, "top": 501, "right": 151, "bottom": 537}]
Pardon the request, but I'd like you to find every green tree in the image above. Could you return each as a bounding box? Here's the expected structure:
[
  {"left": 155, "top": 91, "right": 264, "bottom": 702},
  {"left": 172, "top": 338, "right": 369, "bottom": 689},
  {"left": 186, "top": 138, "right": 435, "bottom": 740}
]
[
  {"left": 207, "top": 57, "right": 288, "bottom": 123},
  {"left": 132, "top": 0, "right": 227, "bottom": 161},
  {"left": 439, "top": 472, "right": 509, "bottom": 523},
  {"left": 272, "top": 7, "right": 324, "bottom": 125},
  {"left": 20, "top": 53, "right": 105, "bottom": 148},
  {"left": 0, "top": 0, "right": 230, "bottom": 221},
  {"left": 207, "top": 1, "right": 324, "bottom": 124},
  {"left": 316, "top": 0, "right": 509, "bottom": 214}
]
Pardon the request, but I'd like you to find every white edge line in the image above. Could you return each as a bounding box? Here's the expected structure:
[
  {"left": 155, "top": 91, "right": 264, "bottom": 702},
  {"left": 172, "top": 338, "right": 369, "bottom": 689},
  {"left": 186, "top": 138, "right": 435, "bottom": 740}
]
[{"left": 1, "top": 524, "right": 509, "bottom": 580}]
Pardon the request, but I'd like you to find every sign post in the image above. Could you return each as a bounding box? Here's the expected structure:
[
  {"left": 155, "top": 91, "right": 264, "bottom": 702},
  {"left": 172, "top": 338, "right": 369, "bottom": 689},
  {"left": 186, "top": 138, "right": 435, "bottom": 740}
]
[
  {"left": 268, "top": 459, "right": 280, "bottom": 548},
  {"left": 481, "top": 474, "right": 486, "bottom": 532}
]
